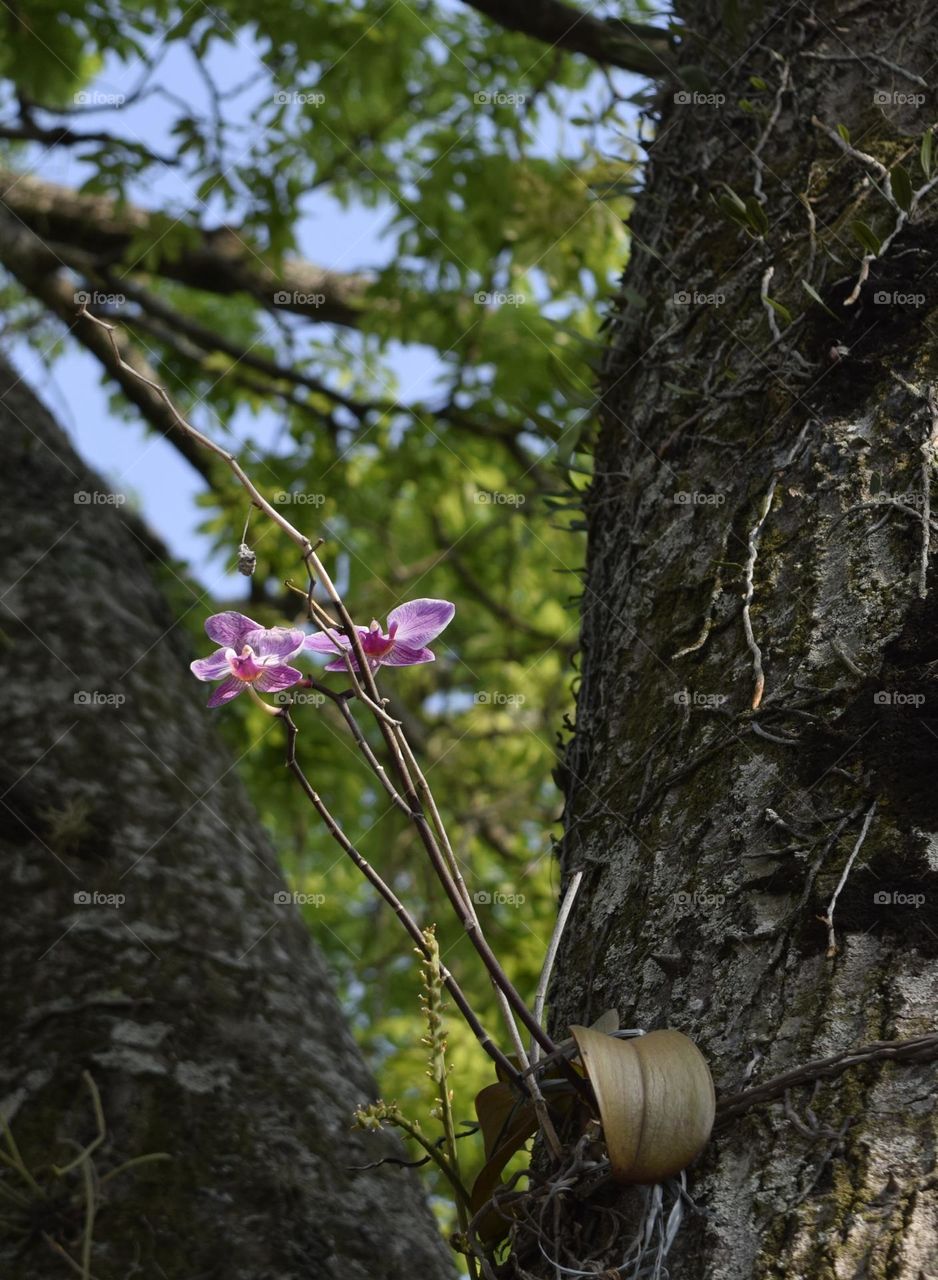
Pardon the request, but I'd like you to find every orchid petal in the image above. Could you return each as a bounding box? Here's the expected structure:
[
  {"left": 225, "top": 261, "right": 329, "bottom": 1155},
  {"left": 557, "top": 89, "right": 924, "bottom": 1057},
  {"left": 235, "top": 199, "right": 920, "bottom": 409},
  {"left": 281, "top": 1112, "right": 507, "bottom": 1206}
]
[
  {"left": 205, "top": 611, "right": 262, "bottom": 646},
  {"left": 382, "top": 643, "right": 436, "bottom": 667},
  {"left": 324, "top": 655, "right": 357, "bottom": 673},
  {"left": 255, "top": 663, "right": 303, "bottom": 692},
  {"left": 245, "top": 626, "right": 305, "bottom": 660},
  {"left": 305, "top": 629, "right": 357, "bottom": 653},
  {"left": 190, "top": 649, "right": 230, "bottom": 681},
  {"left": 207, "top": 675, "right": 245, "bottom": 707},
  {"left": 387, "top": 598, "right": 455, "bottom": 647}
]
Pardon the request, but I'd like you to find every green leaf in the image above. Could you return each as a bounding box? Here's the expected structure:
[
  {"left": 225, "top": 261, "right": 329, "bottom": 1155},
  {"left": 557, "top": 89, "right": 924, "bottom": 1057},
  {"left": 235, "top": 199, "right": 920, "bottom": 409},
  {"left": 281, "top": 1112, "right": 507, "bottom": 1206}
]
[
  {"left": 802, "top": 280, "right": 839, "bottom": 319},
  {"left": 749, "top": 75, "right": 768, "bottom": 91},
  {"left": 717, "top": 195, "right": 750, "bottom": 228},
  {"left": 766, "top": 297, "right": 792, "bottom": 324},
  {"left": 921, "top": 130, "right": 933, "bottom": 180},
  {"left": 745, "top": 196, "right": 769, "bottom": 237},
  {"left": 850, "top": 220, "right": 882, "bottom": 256},
  {"left": 718, "top": 183, "right": 747, "bottom": 213},
  {"left": 836, "top": 123, "right": 851, "bottom": 144},
  {"left": 890, "top": 164, "right": 913, "bottom": 212}
]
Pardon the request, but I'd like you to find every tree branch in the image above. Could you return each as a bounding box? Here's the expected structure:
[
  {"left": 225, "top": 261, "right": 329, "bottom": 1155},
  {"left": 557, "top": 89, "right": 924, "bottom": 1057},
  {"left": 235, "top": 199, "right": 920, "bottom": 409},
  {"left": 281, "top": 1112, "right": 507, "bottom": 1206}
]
[
  {"left": 459, "top": 0, "right": 674, "bottom": 78},
  {"left": 0, "top": 211, "right": 217, "bottom": 483},
  {"left": 0, "top": 116, "right": 179, "bottom": 167},
  {"left": 0, "top": 166, "right": 368, "bottom": 327}
]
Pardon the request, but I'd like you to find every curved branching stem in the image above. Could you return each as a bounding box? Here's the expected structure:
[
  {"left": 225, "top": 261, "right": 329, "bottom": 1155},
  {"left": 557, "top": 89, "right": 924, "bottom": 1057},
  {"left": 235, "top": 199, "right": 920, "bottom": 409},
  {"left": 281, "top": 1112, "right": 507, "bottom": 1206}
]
[{"left": 76, "top": 303, "right": 558, "bottom": 1082}]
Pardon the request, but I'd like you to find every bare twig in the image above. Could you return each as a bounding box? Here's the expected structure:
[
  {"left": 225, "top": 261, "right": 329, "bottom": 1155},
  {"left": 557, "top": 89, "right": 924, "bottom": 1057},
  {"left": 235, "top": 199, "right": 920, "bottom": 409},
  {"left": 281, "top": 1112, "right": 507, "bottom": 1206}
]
[
  {"left": 528, "top": 869, "right": 584, "bottom": 1162},
  {"left": 752, "top": 62, "right": 790, "bottom": 202},
  {"left": 819, "top": 802, "right": 876, "bottom": 957},
  {"left": 803, "top": 50, "right": 927, "bottom": 86},
  {"left": 715, "top": 1029, "right": 938, "bottom": 1128},
  {"left": 531, "top": 870, "right": 584, "bottom": 1066}
]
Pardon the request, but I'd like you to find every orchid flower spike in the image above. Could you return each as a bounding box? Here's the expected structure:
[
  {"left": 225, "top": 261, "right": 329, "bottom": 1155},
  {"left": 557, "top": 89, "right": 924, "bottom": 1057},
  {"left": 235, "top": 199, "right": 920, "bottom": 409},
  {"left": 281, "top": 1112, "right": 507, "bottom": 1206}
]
[
  {"left": 305, "top": 598, "right": 455, "bottom": 672},
  {"left": 191, "top": 612, "right": 305, "bottom": 707}
]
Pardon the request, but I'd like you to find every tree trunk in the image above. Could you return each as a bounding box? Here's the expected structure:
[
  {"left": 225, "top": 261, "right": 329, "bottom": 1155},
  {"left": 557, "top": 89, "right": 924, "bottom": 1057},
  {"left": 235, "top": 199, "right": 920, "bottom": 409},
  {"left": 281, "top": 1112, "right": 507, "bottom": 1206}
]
[
  {"left": 551, "top": 2, "right": 938, "bottom": 1275},
  {"left": 0, "top": 356, "right": 452, "bottom": 1279}
]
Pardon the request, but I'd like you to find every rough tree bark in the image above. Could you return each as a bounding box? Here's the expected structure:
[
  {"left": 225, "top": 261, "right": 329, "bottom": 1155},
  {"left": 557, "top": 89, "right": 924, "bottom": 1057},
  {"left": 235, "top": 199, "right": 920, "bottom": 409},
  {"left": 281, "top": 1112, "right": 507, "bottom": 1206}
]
[
  {"left": 0, "top": 356, "right": 453, "bottom": 1279},
  {"left": 550, "top": 1, "right": 938, "bottom": 1277}
]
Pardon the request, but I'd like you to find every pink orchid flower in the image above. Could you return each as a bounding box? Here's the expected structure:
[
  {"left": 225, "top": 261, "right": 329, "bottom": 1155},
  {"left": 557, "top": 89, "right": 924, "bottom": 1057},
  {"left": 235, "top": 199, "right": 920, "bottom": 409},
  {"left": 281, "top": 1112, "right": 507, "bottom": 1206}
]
[
  {"left": 305, "top": 598, "right": 455, "bottom": 672},
  {"left": 191, "top": 612, "right": 305, "bottom": 707}
]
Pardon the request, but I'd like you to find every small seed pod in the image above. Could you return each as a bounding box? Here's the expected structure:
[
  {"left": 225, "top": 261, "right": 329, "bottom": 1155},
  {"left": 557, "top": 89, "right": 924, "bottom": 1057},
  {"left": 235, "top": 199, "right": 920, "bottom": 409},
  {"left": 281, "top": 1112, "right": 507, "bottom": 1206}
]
[
  {"left": 236, "top": 542, "right": 256, "bottom": 576},
  {"left": 570, "top": 1025, "right": 715, "bottom": 1184}
]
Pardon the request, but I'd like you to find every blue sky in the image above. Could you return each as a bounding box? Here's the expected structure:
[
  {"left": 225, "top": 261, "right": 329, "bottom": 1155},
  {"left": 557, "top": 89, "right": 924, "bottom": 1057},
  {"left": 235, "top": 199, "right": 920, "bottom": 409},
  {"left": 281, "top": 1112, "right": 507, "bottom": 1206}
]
[{"left": 8, "top": 16, "right": 642, "bottom": 592}]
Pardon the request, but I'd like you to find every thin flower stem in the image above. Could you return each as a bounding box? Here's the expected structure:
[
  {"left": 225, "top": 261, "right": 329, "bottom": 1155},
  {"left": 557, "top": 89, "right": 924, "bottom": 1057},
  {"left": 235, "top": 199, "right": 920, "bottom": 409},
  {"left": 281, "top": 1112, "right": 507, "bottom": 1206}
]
[
  {"left": 401, "top": 799, "right": 557, "bottom": 1057},
  {"left": 301, "top": 682, "right": 539, "bottom": 1065},
  {"left": 306, "top": 682, "right": 418, "bottom": 821},
  {"left": 281, "top": 712, "right": 522, "bottom": 1084},
  {"left": 393, "top": 727, "right": 533, "bottom": 1070},
  {"left": 381, "top": 1112, "right": 472, "bottom": 1214}
]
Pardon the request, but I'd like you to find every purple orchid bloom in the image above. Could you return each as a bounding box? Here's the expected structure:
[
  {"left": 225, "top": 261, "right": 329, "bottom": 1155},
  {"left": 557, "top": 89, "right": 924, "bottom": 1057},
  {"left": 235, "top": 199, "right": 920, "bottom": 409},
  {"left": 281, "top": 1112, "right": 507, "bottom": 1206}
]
[
  {"left": 305, "top": 598, "right": 455, "bottom": 672},
  {"left": 191, "top": 612, "right": 305, "bottom": 707}
]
